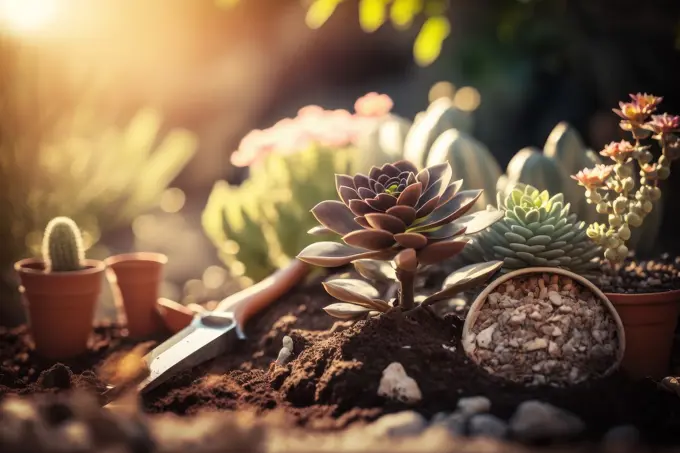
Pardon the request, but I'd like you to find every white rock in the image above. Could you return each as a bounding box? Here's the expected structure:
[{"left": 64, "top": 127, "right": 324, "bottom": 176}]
[
  {"left": 368, "top": 411, "right": 427, "bottom": 438},
  {"left": 510, "top": 401, "right": 585, "bottom": 442},
  {"left": 275, "top": 347, "right": 292, "bottom": 365},
  {"left": 552, "top": 327, "right": 563, "bottom": 337},
  {"left": 378, "top": 362, "right": 422, "bottom": 404},
  {"left": 523, "top": 338, "right": 548, "bottom": 351},
  {"left": 509, "top": 313, "right": 526, "bottom": 325},
  {"left": 548, "top": 292, "right": 563, "bottom": 306},
  {"left": 468, "top": 414, "right": 509, "bottom": 439},
  {"left": 282, "top": 335, "right": 294, "bottom": 350},
  {"left": 548, "top": 341, "right": 560, "bottom": 357},
  {"left": 457, "top": 396, "right": 491, "bottom": 415},
  {"left": 476, "top": 323, "right": 497, "bottom": 349},
  {"left": 529, "top": 311, "right": 542, "bottom": 321}
]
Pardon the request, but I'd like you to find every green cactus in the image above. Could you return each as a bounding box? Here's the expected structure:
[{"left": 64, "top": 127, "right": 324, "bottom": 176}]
[
  {"left": 202, "top": 145, "right": 355, "bottom": 283},
  {"left": 463, "top": 185, "right": 601, "bottom": 275},
  {"left": 41, "top": 217, "right": 85, "bottom": 272},
  {"left": 497, "top": 122, "right": 663, "bottom": 254},
  {"left": 402, "top": 97, "right": 473, "bottom": 168},
  {"left": 425, "top": 129, "right": 502, "bottom": 212}
]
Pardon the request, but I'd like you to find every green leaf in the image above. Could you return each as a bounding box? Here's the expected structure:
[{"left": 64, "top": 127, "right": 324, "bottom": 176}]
[
  {"left": 306, "top": 0, "right": 345, "bottom": 29},
  {"left": 413, "top": 15, "right": 450, "bottom": 67}
]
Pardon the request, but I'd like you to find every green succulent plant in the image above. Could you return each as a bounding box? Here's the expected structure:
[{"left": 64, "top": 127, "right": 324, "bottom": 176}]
[
  {"left": 42, "top": 217, "right": 85, "bottom": 272},
  {"left": 462, "top": 185, "right": 601, "bottom": 274}
]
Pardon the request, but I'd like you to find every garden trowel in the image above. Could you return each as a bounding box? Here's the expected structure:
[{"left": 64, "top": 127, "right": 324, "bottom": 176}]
[{"left": 102, "top": 260, "right": 310, "bottom": 408}]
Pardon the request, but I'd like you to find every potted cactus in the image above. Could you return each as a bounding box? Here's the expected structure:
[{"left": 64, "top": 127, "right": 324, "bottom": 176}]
[
  {"left": 14, "top": 217, "right": 105, "bottom": 359},
  {"left": 572, "top": 93, "right": 680, "bottom": 379}
]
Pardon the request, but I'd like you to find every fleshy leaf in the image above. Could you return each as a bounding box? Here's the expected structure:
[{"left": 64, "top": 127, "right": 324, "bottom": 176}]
[
  {"left": 365, "top": 213, "right": 407, "bottom": 234},
  {"left": 454, "top": 209, "right": 505, "bottom": 235},
  {"left": 349, "top": 199, "right": 378, "bottom": 216},
  {"left": 423, "top": 162, "right": 451, "bottom": 189},
  {"left": 311, "top": 200, "right": 362, "bottom": 235},
  {"left": 394, "top": 248, "right": 418, "bottom": 271},
  {"left": 422, "top": 261, "right": 504, "bottom": 305},
  {"left": 353, "top": 259, "right": 397, "bottom": 281},
  {"left": 408, "top": 190, "right": 482, "bottom": 232},
  {"left": 323, "top": 303, "right": 372, "bottom": 320},
  {"left": 396, "top": 182, "right": 423, "bottom": 207},
  {"left": 393, "top": 160, "right": 419, "bottom": 174},
  {"left": 439, "top": 180, "right": 463, "bottom": 205},
  {"left": 353, "top": 173, "right": 371, "bottom": 190},
  {"left": 417, "top": 239, "right": 469, "bottom": 265},
  {"left": 297, "top": 242, "right": 386, "bottom": 267},
  {"left": 386, "top": 205, "right": 416, "bottom": 225},
  {"left": 415, "top": 196, "right": 440, "bottom": 218},
  {"left": 394, "top": 232, "right": 428, "bottom": 249},
  {"left": 423, "top": 223, "right": 467, "bottom": 241},
  {"left": 308, "top": 225, "right": 334, "bottom": 236},
  {"left": 322, "top": 279, "right": 384, "bottom": 310},
  {"left": 336, "top": 174, "right": 354, "bottom": 196},
  {"left": 338, "top": 186, "right": 360, "bottom": 205},
  {"left": 343, "top": 229, "right": 396, "bottom": 250},
  {"left": 366, "top": 193, "right": 397, "bottom": 211}
]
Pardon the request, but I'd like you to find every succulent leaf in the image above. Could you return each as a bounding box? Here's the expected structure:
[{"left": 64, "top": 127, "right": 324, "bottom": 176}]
[
  {"left": 323, "top": 303, "right": 373, "bottom": 320},
  {"left": 422, "top": 260, "right": 503, "bottom": 305},
  {"left": 353, "top": 259, "right": 397, "bottom": 281}
]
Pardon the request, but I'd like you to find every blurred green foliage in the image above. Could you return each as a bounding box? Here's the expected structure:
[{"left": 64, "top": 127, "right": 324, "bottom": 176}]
[{"left": 203, "top": 145, "right": 355, "bottom": 283}]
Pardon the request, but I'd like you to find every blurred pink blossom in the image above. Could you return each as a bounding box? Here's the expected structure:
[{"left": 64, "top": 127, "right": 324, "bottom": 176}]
[{"left": 231, "top": 93, "right": 393, "bottom": 167}]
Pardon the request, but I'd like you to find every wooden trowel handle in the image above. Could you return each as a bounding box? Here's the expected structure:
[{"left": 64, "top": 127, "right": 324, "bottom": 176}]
[{"left": 215, "top": 260, "right": 311, "bottom": 328}]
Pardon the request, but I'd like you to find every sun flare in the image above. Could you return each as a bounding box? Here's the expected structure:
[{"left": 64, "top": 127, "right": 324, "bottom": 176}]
[{"left": 0, "top": 0, "right": 58, "bottom": 35}]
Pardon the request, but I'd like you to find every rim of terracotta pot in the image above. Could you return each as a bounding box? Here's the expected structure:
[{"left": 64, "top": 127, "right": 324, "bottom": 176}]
[
  {"left": 462, "top": 266, "right": 626, "bottom": 379},
  {"left": 604, "top": 288, "right": 680, "bottom": 305},
  {"left": 14, "top": 258, "right": 106, "bottom": 276},
  {"left": 104, "top": 252, "right": 168, "bottom": 266}
]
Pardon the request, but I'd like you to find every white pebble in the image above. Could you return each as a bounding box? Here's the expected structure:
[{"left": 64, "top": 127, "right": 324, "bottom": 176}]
[
  {"left": 524, "top": 338, "right": 548, "bottom": 351},
  {"left": 457, "top": 396, "right": 491, "bottom": 415},
  {"left": 378, "top": 363, "right": 422, "bottom": 404},
  {"left": 476, "top": 323, "right": 497, "bottom": 349},
  {"left": 548, "top": 292, "right": 563, "bottom": 306}
]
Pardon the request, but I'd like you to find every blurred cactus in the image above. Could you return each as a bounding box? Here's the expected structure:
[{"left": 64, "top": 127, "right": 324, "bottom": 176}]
[
  {"left": 425, "top": 129, "right": 502, "bottom": 211},
  {"left": 402, "top": 96, "right": 474, "bottom": 168},
  {"left": 497, "top": 122, "right": 661, "bottom": 254},
  {"left": 42, "top": 217, "right": 85, "bottom": 272},
  {"left": 463, "top": 185, "right": 600, "bottom": 275}
]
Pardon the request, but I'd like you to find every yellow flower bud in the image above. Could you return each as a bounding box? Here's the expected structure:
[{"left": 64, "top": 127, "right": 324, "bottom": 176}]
[
  {"left": 649, "top": 186, "right": 662, "bottom": 201},
  {"left": 604, "top": 248, "right": 619, "bottom": 262},
  {"left": 596, "top": 201, "right": 609, "bottom": 214},
  {"left": 618, "top": 224, "right": 631, "bottom": 241},
  {"left": 617, "top": 244, "right": 629, "bottom": 259},
  {"left": 626, "top": 212, "right": 643, "bottom": 227},
  {"left": 613, "top": 197, "right": 628, "bottom": 214},
  {"left": 658, "top": 166, "right": 670, "bottom": 180},
  {"left": 622, "top": 177, "right": 635, "bottom": 192},
  {"left": 615, "top": 163, "right": 633, "bottom": 178},
  {"left": 608, "top": 214, "right": 623, "bottom": 228},
  {"left": 642, "top": 200, "right": 653, "bottom": 213},
  {"left": 586, "top": 190, "right": 602, "bottom": 203}
]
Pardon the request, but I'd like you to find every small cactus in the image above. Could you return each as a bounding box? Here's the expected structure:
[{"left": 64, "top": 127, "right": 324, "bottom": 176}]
[{"left": 42, "top": 217, "right": 85, "bottom": 272}]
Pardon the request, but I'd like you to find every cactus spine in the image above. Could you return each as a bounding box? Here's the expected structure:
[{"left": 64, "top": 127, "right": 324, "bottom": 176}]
[{"left": 42, "top": 217, "right": 85, "bottom": 272}]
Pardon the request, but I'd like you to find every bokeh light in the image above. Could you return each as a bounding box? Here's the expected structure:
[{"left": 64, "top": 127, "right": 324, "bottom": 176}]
[
  {"left": 0, "top": 0, "right": 59, "bottom": 35},
  {"left": 453, "top": 86, "right": 481, "bottom": 112},
  {"left": 428, "top": 81, "right": 456, "bottom": 103},
  {"left": 202, "top": 265, "right": 227, "bottom": 289},
  {"left": 160, "top": 188, "right": 186, "bottom": 213}
]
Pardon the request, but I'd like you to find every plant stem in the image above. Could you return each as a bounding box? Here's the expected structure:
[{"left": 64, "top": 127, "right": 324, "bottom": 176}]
[{"left": 397, "top": 269, "right": 416, "bottom": 310}]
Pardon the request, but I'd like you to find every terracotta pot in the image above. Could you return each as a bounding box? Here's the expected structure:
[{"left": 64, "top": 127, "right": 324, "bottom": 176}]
[
  {"left": 14, "top": 258, "right": 105, "bottom": 359},
  {"left": 463, "top": 267, "right": 626, "bottom": 382},
  {"left": 606, "top": 289, "right": 680, "bottom": 380},
  {"left": 156, "top": 297, "right": 196, "bottom": 334},
  {"left": 105, "top": 253, "right": 167, "bottom": 339}
]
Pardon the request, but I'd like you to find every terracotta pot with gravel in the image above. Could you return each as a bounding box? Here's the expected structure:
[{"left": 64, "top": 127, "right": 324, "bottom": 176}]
[{"left": 463, "top": 267, "right": 625, "bottom": 387}]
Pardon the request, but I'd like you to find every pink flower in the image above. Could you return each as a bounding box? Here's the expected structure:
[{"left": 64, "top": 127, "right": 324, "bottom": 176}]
[
  {"left": 600, "top": 140, "right": 635, "bottom": 161},
  {"left": 644, "top": 113, "right": 680, "bottom": 136},
  {"left": 613, "top": 93, "right": 663, "bottom": 132},
  {"left": 571, "top": 165, "right": 614, "bottom": 188},
  {"left": 354, "top": 92, "right": 394, "bottom": 117}
]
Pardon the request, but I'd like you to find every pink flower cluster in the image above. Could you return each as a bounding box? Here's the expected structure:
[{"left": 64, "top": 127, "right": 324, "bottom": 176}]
[{"left": 231, "top": 92, "right": 394, "bottom": 168}]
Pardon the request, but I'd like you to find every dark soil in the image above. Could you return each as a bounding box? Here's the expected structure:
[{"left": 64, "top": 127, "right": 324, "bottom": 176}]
[
  {"left": 0, "top": 322, "right": 161, "bottom": 402},
  {"left": 2, "top": 267, "right": 680, "bottom": 445},
  {"left": 597, "top": 254, "right": 680, "bottom": 294}
]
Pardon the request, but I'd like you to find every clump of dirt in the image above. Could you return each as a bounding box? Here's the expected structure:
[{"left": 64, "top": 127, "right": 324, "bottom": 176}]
[{"left": 598, "top": 254, "right": 680, "bottom": 293}]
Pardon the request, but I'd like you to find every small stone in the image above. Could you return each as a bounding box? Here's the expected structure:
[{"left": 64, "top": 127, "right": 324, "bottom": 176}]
[
  {"left": 552, "top": 327, "right": 563, "bottom": 337},
  {"left": 524, "top": 338, "right": 548, "bottom": 351},
  {"left": 509, "top": 401, "right": 585, "bottom": 442},
  {"left": 558, "top": 305, "right": 573, "bottom": 313},
  {"left": 377, "top": 363, "right": 422, "bottom": 404},
  {"left": 368, "top": 411, "right": 427, "bottom": 438},
  {"left": 548, "top": 341, "right": 560, "bottom": 357},
  {"left": 457, "top": 396, "right": 491, "bottom": 415},
  {"left": 569, "top": 367, "right": 580, "bottom": 382},
  {"left": 509, "top": 313, "right": 526, "bottom": 325},
  {"left": 430, "top": 412, "right": 467, "bottom": 436},
  {"left": 468, "top": 414, "right": 509, "bottom": 439},
  {"left": 476, "top": 323, "right": 497, "bottom": 349},
  {"left": 602, "top": 425, "right": 640, "bottom": 452},
  {"left": 529, "top": 311, "right": 542, "bottom": 321},
  {"left": 548, "top": 292, "right": 563, "bottom": 306}
]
